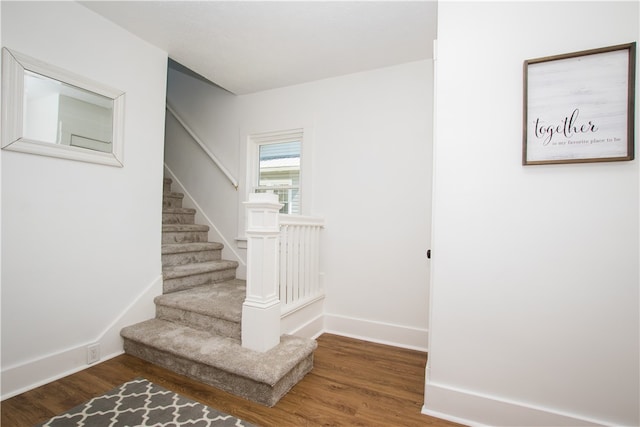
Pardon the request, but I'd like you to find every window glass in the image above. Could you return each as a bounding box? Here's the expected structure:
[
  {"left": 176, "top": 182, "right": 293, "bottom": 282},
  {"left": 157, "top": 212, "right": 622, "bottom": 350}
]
[{"left": 256, "top": 141, "right": 301, "bottom": 214}]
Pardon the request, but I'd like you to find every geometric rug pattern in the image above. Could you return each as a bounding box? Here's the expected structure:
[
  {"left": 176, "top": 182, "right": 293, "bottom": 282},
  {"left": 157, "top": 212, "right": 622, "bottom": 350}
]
[{"left": 36, "top": 378, "right": 256, "bottom": 427}]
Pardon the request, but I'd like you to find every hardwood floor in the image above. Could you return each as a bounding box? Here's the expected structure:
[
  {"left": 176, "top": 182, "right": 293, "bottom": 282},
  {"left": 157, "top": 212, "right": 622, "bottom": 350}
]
[{"left": 1, "top": 334, "right": 463, "bottom": 426}]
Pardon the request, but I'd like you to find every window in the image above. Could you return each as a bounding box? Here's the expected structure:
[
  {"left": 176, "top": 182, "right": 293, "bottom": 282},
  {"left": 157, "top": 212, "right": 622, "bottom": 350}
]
[
  {"left": 250, "top": 129, "right": 303, "bottom": 215},
  {"left": 257, "top": 141, "right": 300, "bottom": 214}
]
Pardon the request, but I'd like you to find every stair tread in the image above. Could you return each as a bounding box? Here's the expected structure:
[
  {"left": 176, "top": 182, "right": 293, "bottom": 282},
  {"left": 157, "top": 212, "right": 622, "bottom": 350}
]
[
  {"left": 164, "top": 191, "right": 184, "bottom": 198},
  {"left": 121, "top": 318, "right": 317, "bottom": 386},
  {"left": 163, "top": 178, "right": 172, "bottom": 184},
  {"left": 155, "top": 279, "right": 245, "bottom": 322},
  {"left": 162, "top": 224, "right": 209, "bottom": 232},
  {"left": 163, "top": 207, "right": 196, "bottom": 214},
  {"left": 162, "top": 242, "right": 223, "bottom": 255},
  {"left": 163, "top": 260, "right": 239, "bottom": 279}
]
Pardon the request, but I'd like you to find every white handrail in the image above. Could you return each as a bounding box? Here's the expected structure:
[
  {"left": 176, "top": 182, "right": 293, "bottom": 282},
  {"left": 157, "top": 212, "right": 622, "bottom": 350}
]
[
  {"left": 166, "top": 102, "right": 239, "bottom": 190},
  {"left": 280, "top": 214, "right": 326, "bottom": 227}
]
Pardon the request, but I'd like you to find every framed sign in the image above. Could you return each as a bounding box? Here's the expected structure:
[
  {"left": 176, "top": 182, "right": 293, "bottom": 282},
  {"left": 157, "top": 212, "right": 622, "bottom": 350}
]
[{"left": 523, "top": 42, "right": 636, "bottom": 165}]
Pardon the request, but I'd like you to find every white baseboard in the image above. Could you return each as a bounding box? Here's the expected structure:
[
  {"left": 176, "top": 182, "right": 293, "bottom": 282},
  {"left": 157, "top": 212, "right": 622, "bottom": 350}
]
[
  {"left": 323, "top": 313, "right": 428, "bottom": 352},
  {"left": 163, "top": 165, "right": 246, "bottom": 279},
  {"left": 286, "top": 314, "right": 324, "bottom": 340},
  {"left": 281, "top": 298, "right": 325, "bottom": 339},
  {"left": 1, "top": 275, "right": 162, "bottom": 400},
  {"left": 423, "top": 381, "right": 608, "bottom": 427},
  {"left": 422, "top": 407, "right": 487, "bottom": 427},
  {"left": 2, "top": 345, "right": 100, "bottom": 401}
]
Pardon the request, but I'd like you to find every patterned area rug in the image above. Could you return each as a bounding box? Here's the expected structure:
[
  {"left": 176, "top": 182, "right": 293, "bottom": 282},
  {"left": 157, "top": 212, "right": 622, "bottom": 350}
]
[{"left": 37, "top": 378, "right": 256, "bottom": 426}]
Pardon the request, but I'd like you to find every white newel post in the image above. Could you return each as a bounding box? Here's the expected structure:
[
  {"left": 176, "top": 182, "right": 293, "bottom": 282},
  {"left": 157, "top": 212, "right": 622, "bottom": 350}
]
[{"left": 242, "top": 193, "right": 283, "bottom": 352}]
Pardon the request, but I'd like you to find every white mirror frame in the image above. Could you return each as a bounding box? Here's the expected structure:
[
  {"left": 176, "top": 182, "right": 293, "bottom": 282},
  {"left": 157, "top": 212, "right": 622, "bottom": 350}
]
[{"left": 1, "top": 48, "right": 125, "bottom": 167}]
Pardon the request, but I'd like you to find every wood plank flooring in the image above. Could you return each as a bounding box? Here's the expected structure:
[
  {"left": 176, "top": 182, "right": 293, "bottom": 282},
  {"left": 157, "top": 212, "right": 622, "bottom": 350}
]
[{"left": 1, "top": 333, "right": 463, "bottom": 426}]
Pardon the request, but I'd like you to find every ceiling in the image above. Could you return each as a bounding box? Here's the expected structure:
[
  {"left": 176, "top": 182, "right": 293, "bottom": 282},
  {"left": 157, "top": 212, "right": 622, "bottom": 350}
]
[{"left": 80, "top": 1, "right": 437, "bottom": 95}]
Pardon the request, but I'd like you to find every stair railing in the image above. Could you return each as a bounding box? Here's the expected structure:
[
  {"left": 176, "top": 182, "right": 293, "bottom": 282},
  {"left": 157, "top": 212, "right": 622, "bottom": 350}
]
[
  {"left": 166, "top": 102, "right": 239, "bottom": 190},
  {"left": 279, "top": 215, "right": 325, "bottom": 315},
  {"left": 243, "top": 193, "right": 324, "bottom": 351}
]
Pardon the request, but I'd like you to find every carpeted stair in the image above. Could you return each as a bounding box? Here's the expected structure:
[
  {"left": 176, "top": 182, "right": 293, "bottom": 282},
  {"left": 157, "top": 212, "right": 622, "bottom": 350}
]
[{"left": 121, "top": 177, "right": 317, "bottom": 406}]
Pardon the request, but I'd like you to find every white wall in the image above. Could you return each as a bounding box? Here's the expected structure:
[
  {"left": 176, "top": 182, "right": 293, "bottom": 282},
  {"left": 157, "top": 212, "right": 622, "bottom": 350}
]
[
  {"left": 165, "top": 68, "right": 246, "bottom": 277},
  {"left": 425, "top": 2, "right": 639, "bottom": 426},
  {"left": 1, "top": 2, "right": 167, "bottom": 398},
  {"left": 240, "top": 62, "right": 433, "bottom": 349},
  {"left": 0, "top": 0, "right": 4, "bottom": 383},
  {"left": 165, "top": 60, "right": 434, "bottom": 349}
]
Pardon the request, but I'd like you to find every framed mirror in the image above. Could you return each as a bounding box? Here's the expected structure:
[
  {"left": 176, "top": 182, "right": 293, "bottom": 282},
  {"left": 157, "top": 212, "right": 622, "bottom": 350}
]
[{"left": 1, "top": 48, "right": 125, "bottom": 167}]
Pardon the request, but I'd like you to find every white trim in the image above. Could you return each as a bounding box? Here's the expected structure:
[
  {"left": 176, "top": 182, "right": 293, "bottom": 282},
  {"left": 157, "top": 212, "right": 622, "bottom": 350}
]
[
  {"left": 423, "top": 381, "right": 607, "bottom": 427},
  {"left": 285, "top": 313, "right": 324, "bottom": 340},
  {"left": 425, "top": 38, "right": 439, "bottom": 408},
  {"left": 282, "top": 294, "right": 325, "bottom": 317},
  {"left": 324, "top": 313, "right": 428, "bottom": 352},
  {"left": 235, "top": 237, "right": 247, "bottom": 249},
  {"left": 1, "top": 344, "right": 121, "bottom": 401},
  {"left": 248, "top": 129, "right": 303, "bottom": 215},
  {"left": 1, "top": 274, "right": 162, "bottom": 400},
  {"left": 422, "top": 407, "right": 488, "bottom": 427},
  {"left": 280, "top": 214, "right": 325, "bottom": 227},
  {"left": 164, "top": 165, "right": 247, "bottom": 279},
  {"left": 281, "top": 297, "right": 325, "bottom": 338},
  {"left": 239, "top": 123, "right": 314, "bottom": 240}
]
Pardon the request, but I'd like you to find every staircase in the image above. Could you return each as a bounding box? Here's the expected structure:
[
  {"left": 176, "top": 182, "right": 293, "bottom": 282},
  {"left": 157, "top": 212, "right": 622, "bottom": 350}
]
[{"left": 121, "top": 177, "right": 317, "bottom": 406}]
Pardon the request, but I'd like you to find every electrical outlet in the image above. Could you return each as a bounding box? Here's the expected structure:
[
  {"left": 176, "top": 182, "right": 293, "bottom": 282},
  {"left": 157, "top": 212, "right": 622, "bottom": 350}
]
[{"left": 87, "top": 343, "right": 100, "bottom": 365}]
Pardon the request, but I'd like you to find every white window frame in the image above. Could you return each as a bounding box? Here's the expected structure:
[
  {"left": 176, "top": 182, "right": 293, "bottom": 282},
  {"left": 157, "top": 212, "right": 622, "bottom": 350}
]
[
  {"left": 251, "top": 130, "right": 303, "bottom": 215},
  {"left": 237, "top": 126, "right": 312, "bottom": 246}
]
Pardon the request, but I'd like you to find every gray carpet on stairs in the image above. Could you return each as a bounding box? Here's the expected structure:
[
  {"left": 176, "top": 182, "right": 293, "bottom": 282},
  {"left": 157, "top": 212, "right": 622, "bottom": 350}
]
[
  {"left": 121, "top": 319, "right": 317, "bottom": 406},
  {"left": 156, "top": 279, "right": 245, "bottom": 323},
  {"left": 120, "top": 177, "right": 317, "bottom": 407}
]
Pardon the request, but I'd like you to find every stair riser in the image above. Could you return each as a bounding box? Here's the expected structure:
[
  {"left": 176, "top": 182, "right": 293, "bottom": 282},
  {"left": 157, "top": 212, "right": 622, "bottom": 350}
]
[
  {"left": 162, "top": 212, "right": 196, "bottom": 224},
  {"left": 156, "top": 306, "right": 240, "bottom": 340},
  {"left": 162, "top": 231, "right": 208, "bottom": 244},
  {"left": 163, "top": 182, "right": 172, "bottom": 193},
  {"left": 163, "top": 268, "right": 237, "bottom": 293},
  {"left": 123, "top": 339, "right": 314, "bottom": 407},
  {"left": 163, "top": 196, "right": 183, "bottom": 209},
  {"left": 161, "top": 250, "right": 221, "bottom": 267}
]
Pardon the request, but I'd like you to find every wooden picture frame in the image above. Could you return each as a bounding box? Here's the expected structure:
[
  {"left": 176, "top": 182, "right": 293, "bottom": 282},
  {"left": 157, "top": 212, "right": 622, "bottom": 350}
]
[{"left": 523, "top": 42, "right": 636, "bottom": 165}]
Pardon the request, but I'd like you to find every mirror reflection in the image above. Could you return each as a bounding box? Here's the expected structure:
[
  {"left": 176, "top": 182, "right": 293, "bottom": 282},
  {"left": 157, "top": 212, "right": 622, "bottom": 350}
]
[
  {"left": 24, "top": 70, "right": 114, "bottom": 153},
  {"left": 2, "top": 47, "right": 125, "bottom": 167}
]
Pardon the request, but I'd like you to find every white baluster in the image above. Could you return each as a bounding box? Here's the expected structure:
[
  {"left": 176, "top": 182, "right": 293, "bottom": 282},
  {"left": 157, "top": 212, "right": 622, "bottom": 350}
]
[{"left": 278, "top": 215, "right": 325, "bottom": 315}]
